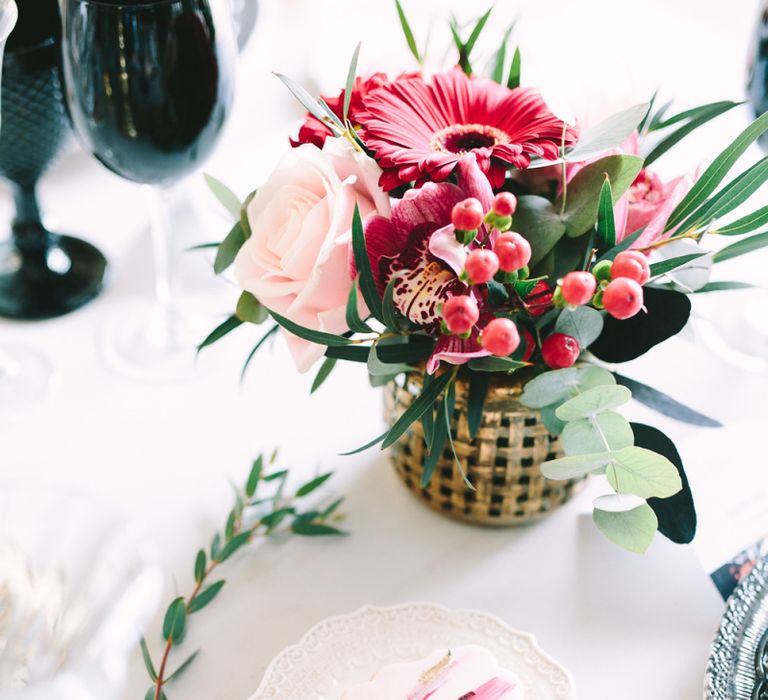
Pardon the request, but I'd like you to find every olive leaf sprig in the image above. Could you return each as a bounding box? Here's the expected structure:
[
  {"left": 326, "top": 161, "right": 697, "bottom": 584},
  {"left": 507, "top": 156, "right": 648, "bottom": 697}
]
[{"left": 140, "top": 453, "right": 346, "bottom": 700}]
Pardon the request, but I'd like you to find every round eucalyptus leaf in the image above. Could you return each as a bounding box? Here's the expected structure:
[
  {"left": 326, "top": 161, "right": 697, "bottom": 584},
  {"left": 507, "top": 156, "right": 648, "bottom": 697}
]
[
  {"left": 593, "top": 502, "right": 658, "bottom": 553},
  {"left": 556, "top": 384, "right": 632, "bottom": 421},
  {"left": 520, "top": 368, "right": 580, "bottom": 408},
  {"left": 577, "top": 366, "right": 616, "bottom": 390},
  {"left": 562, "top": 411, "right": 633, "bottom": 455},
  {"left": 606, "top": 445, "right": 683, "bottom": 499},
  {"left": 541, "top": 451, "right": 613, "bottom": 480},
  {"left": 593, "top": 492, "right": 647, "bottom": 512},
  {"left": 555, "top": 306, "right": 604, "bottom": 348}
]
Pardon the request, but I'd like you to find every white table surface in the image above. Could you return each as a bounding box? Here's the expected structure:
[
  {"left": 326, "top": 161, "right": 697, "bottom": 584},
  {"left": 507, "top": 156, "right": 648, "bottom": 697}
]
[{"left": 2, "top": 1, "right": 768, "bottom": 699}]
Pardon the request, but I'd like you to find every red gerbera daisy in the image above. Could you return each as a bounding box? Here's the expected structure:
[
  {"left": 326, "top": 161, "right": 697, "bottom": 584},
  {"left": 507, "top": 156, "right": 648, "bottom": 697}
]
[{"left": 357, "top": 68, "right": 578, "bottom": 191}]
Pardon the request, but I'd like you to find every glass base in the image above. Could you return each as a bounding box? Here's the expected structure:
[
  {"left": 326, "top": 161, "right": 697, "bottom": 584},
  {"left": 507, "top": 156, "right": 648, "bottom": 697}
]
[
  {"left": 0, "top": 234, "right": 107, "bottom": 319},
  {"left": 0, "top": 345, "right": 52, "bottom": 419},
  {"left": 100, "top": 300, "right": 208, "bottom": 383}
]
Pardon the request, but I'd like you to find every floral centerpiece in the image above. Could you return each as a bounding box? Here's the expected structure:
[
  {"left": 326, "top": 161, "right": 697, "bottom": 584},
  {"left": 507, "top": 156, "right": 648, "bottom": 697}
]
[{"left": 202, "top": 4, "right": 768, "bottom": 553}]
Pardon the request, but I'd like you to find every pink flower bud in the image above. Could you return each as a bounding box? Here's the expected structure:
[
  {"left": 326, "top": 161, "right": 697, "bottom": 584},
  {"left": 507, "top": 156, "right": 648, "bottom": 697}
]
[
  {"left": 494, "top": 232, "right": 531, "bottom": 272},
  {"left": 451, "top": 197, "right": 484, "bottom": 231},
  {"left": 481, "top": 318, "right": 520, "bottom": 356},
  {"left": 492, "top": 192, "right": 517, "bottom": 217},
  {"left": 442, "top": 295, "right": 480, "bottom": 335},
  {"left": 465, "top": 249, "right": 500, "bottom": 284}
]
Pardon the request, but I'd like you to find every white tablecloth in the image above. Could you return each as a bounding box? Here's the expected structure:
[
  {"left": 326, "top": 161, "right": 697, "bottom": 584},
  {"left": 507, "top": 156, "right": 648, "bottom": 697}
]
[{"left": 2, "top": 1, "right": 767, "bottom": 698}]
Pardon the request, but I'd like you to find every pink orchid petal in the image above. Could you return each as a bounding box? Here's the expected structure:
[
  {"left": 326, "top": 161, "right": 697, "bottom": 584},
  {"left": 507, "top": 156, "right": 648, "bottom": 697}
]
[
  {"left": 456, "top": 153, "right": 494, "bottom": 211},
  {"left": 429, "top": 224, "right": 467, "bottom": 276},
  {"left": 631, "top": 175, "right": 694, "bottom": 249},
  {"left": 426, "top": 332, "right": 490, "bottom": 374}
]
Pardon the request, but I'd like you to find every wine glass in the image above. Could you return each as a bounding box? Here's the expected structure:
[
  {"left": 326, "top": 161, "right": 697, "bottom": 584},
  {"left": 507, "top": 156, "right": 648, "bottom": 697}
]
[{"left": 58, "top": 0, "right": 237, "bottom": 381}]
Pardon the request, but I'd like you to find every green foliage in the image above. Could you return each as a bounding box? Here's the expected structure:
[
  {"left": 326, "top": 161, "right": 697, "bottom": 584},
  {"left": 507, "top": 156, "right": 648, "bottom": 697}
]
[
  {"left": 513, "top": 195, "right": 566, "bottom": 266},
  {"left": 394, "top": 0, "right": 422, "bottom": 63},
  {"left": 490, "top": 24, "right": 514, "bottom": 84},
  {"left": 204, "top": 174, "right": 241, "bottom": 219},
  {"left": 162, "top": 598, "right": 187, "bottom": 645},
  {"left": 346, "top": 277, "right": 373, "bottom": 333},
  {"left": 593, "top": 503, "right": 658, "bottom": 554},
  {"left": 507, "top": 47, "right": 521, "bottom": 89},
  {"left": 197, "top": 315, "right": 242, "bottom": 352},
  {"left": 311, "top": 357, "right": 338, "bottom": 394},
  {"left": 713, "top": 231, "right": 768, "bottom": 263},
  {"left": 275, "top": 72, "right": 344, "bottom": 134},
  {"left": 343, "top": 43, "right": 361, "bottom": 122},
  {"left": 352, "top": 204, "right": 384, "bottom": 322},
  {"left": 187, "top": 581, "right": 226, "bottom": 613},
  {"left": 236, "top": 291, "right": 269, "bottom": 324},
  {"left": 555, "top": 384, "right": 632, "bottom": 421},
  {"left": 562, "top": 411, "right": 633, "bottom": 454},
  {"left": 467, "top": 371, "right": 489, "bottom": 438},
  {"left": 606, "top": 446, "right": 682, "bottom": 499},
  {"left": 269, "top": 310, "right": 353, "bottom": 347},
  {"left": 214, "top": 221, "right": 246, "bottom": 274},
  {"left": 467, "top": 357, "right": 528, "bottom": 372},
  {"left": 565, "top": 103, "right": 649, "bottom": 163},
  {"left": 712, "top": 204, "right": 768, "bottom": 235},
  {"left": 595, "top": 176, "right": 616, "bottom": 249},
  {"left": 648, "top": 253, "right": 707, "bottom": 278},
  {"left": 554, "top": 306, "right": 604, "bottom": 348}
]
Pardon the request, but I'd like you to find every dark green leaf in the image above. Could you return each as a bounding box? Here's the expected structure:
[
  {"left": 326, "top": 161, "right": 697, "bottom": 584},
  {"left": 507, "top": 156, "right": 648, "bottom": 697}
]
[
  {"left": 421, "top": 382, "right": 456, "bottom": 487},
  {"left": 507, "top": 46, "right": 521, "bottom": 89},
  {"left": 240, "top": 325, "right": 279, "bottom": 383},
  {"left": 512, "top": 278, "right": 538, "bottom": 297},
  {"left": 296, "top": 473, "right": 333, "bottom": 497},
  {"left": 262, "top": 507, "right": 295, "bottom": 530},
  {"left": 694, "top": 280, "right": 755, "bottom": 292},
  {"left": 596, "top": 176, "right": 616, "bottom": 249},
  {"left": 713, "top": 231, "right": 768, "bottom": 263},
  {"left": 322, "top": 497, "right": 345, "bottom": 518},
  {"left": 616, "top": 374, "right": 721, "bottom": 427},
  {"left": 644, "top": 100, "right": 742, "bottom": 167},
  {"left": 394, "top": 0, "right": 421, "bottom": 63},
  {"left": 340, "top": 428, "right": 389, "bottom": 455},
  {"left": 382, "top": 276, "right": 402, "bottom": 331},
  {"left": 490, "top": 24, "right": 513, "bottom": 84},
  {"left": 240, "top": 190, "right": 256, "bottom": 239},
  {"left": 263, "top": 469, "right": 288, "bottom": 482},
  {"left": 589, "top": 287, "right": 691, "bottom": 362},
  {"left": 514, "top": 195, "right": 567, "bottom": 266},
  {"left": 162, "top": 598, "right": 187, "bottom": 645},
  {"left": 649, "top": 253, "right": 707, "bottom": 278},
  {"left": 486, "top": 279, "right": 510, "bottom": 306},
  {"left": 291, "top": 521, "right": 346, "bottom": 536},
  {"left": 214, "top": 221, "right": 246, "bottom": 274},
  {"left": 269, "top": 310, "right": 353, "bottom": 347},
  {"left": 467, "top": 371, "right": 489, "bottom": 439},
  {"left": 187, "top": 242, "right": 220, "bottom": 251},
  {"left": 204, "top": 173, "right": 241, "bottom": 219},
  {"left": 198, "top": 315, "right": 242, "bottom": 352},
  {"left": 140, "top": 637, "right": 157, "bottom": 682},
  {"left": 216, "top": 531, "right": 250, "bottom": 563},
  {"left": 165, "top": 649, "right": 201, "bottom": 683},
  {"left": 352, "top": 204, "right": 384, "bottom": 322},
  {"left": 245, "top": 456, "right": 263, "bottom": 498},
  {"left": 325, "top": 345, "right": 370, "bottom": 362},
  {"left": 145, "top": 687, "right": 166, "bottom": 700},
  {"left": 382, "top": 370, "right": 454, "bottom": 449},
  {"left": 236, "top": 291, "right": 268, "bottom": 324},
  {"left": 194, "top": 550, "right": 206, "bottom": 584},
  {"left": 650, "top": 100, "right": 742, "bottom": 131},
  {"left": 225, "top": 509, "right": 236, "bottom": 540},
  {"left": 420, "top": 373, "right": 436, "bottom": 448},
  {"left": 346, "top": 277, "right": 373, "bottom": 333},
  {"left": 632, "top": 423, "right": 697, "bottom": 544},
  {"left": 210, "top": 532, "right": 222, "bottom": 560},
  {"left": 464, "top": 7, "right": 493, "bottom": 58},
  {"left": 666, "top": 110, "right": 768, "bottom": 230},
  {"left": 343, "top": 42, "right": 361, "bottom": 122},
  {"left": 555, "top": 305, "right": 604, "bottom": 347},
  {"left": 368, "top": 343, "right": 412, "bottom": 376},
  {"left": 311, "top": 357, "right": 337, "bottom": 394},
  {"left": 449, "top": 21, "right": 471, "bottom": 74},
  {"left": 188, "top": 581, "right": 225, "bottom": 613},
  {"left": 595, "top": 227, "right": 646, "bottom": 263},
  {"left": 467, "top": 357, "right": 528, "bottom": 372}
]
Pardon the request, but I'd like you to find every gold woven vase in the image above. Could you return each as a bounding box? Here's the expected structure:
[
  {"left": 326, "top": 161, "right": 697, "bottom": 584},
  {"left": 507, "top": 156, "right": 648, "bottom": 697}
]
[{"left": 384, "top": 371, "right": 586, "bottom": 527}]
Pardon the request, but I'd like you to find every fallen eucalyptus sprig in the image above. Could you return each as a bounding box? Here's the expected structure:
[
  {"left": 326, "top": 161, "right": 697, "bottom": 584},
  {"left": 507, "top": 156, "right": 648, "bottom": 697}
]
[{"left": 140, "top": 453, "right": 346, "bottom": 700}]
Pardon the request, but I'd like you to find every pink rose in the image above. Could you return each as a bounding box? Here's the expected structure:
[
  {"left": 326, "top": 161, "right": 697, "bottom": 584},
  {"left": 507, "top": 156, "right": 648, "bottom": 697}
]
[{"left": 234, "top": 137, "right": 390, "bottom": 372}]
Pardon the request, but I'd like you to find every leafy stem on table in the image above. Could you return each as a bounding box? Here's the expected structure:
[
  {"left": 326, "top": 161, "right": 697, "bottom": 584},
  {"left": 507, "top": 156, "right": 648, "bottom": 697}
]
[{"left": 141, "top": 453, "right": 347, "bottom": 700}]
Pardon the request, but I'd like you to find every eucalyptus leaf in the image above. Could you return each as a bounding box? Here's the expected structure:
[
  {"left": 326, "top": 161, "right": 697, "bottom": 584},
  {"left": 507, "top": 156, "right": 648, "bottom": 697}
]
[
  {"left": 520, "top": 367, "right": 580, "bottom": 408},
  {"left": 556, "top": 384, "right": 632, "bottom": 421},
  {"left": 290, "top": 522, "right": 346, "bottom": 536},
  {"left": 541, "top": 451, "right": 613, "bottom": 480},
  {"left": 593, "top": 503, "right": 658, "bottom": 554},
  {"left": 140, "top": 638, "right": 157, "bottom": 682},
  {"left": 606, "top": 446, "right": 682, "bottom": 499},
  {"left": 513, "top": 195, "right": 566, "bottom": 266},
  {"left": 554, "top": 306, "right": 604, "bottom": 348},
  {"left": 577, "top": 366, "right": 617, "bottom": 390},
  {"left": 557, "top": 155, "right": 643, "bottom": 237},
  {"left": 165, "top": 649, "right": 201, "bottom": 683},
  {"left": 204, "top": 173, "right": 241, "bottom": 219},
  {"left": 561, "top": 411, "right": 633, "bottom": 455},
  {"left": 187, "top": 581, "right": 225, "bottom": 614},
  {"left": 539, "top": 404, "right": 566, "bottom": 435},
  {"left": 216, "top": 531, "right": 250, "bottom": 563},
  {"left": 467, "top": 356, "right": 527, "bottom": 372},
  {"left": 593, "top": 492, "right": 647, "bottom": 512},
  {"left": 162, "top": 597, "right": 187, "bottom": 645},
  {"left": 214, "top": 221, "right": 246, "bottom": 275},
  {"left": 565, "top": 103, "right": 649, "bottom": 162},
  {"left": 194, "top": 550, "right": 206, "bottom": 584},
  {"left": 246, "top": 456, "right": 263, "bottom": 498},
  {"left": 296, "top": 473, "right": 333, "bottom": 497}
]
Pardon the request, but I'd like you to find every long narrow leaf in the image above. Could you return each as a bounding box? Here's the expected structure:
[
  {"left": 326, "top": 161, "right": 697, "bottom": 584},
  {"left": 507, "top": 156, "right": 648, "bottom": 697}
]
[
  {"left": 325, "top": 345, "right": 370, "bottom": 362},
  {"left": 343, "top": 43, "right": 361, "bottom": 122},
  {"left": 467, "top": 371, "right": 489, "bottom": 439},
  {"left": 490, "top": 24, "right": 514, "bottom": 84},
  {"left": 311, "top": 357, "right": 337, "bottom": 394},
  {"left": 464, "top": 7, "right": 493, "bottom": 58},
  {"left": 240, "top": 324, "right": 279, "bottom": 382},
  {"left": 204, "top": 174, "right": 241, "bottom": 219},
  {"left": 421, "top": 383, "right": 455, "bottom": 487},
  {"left": 649, "top": 253, "right": 707, "bottom": 278},
  {"left": 644, "top": 101, "right": 740, "bottom": 167},
  {"left": 712, "top": 231, "right": 768, "bottom": 263},
  {"left": 394, "top": 0, "right": 421, "bottom": 63},
  {"left": 651, "top": 100, "right": 742, "bottom": 131},
  {"left": 382, "top": 276, "right": 401, "bottom": 331},
  {"left": 275, "top": 72, "right": 342, "bottom": 134},
  {"left": 269, "top": 310, "right": 353, "bottom": 347},
  {"left": 595, "top": 227, "right": 646, "bottom": 262},
  {"left": 712, "top": 204, "right": 768, "bottom": 235},
  {"left": 214, "top": 222, "right": 246, "bottom": 274},
  {"left": 507, "top": 47, "right": 521, "bottom": 89},
  {"left": 596, "top": 176, "right": 616, "bottom": 249},
  {"left": 351, "top": 204, "right": 384, "bottom": 322},
  {"left": 694, "top": 280, "right": 755, "bottom": 292},
  {"left": 382, "top": 370, "right": 454, "bottom": 449},
  {"left": 340, "top": 428, "right": 389, "bottom": 455},
  {"left": 666, "top": 110, "right": 768, "bottom": 230},
  {"left": 198, "top": 315, "right": 242, "bottom": 351},
  {"left": 346, "top": 277, "right": 373, "bottom": 333}
]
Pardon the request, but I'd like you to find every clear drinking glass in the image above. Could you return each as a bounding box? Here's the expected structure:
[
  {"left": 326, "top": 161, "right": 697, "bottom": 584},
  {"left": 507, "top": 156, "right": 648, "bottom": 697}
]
[{"left": 59, "top": 0, "right": 237, "bottom": 381}]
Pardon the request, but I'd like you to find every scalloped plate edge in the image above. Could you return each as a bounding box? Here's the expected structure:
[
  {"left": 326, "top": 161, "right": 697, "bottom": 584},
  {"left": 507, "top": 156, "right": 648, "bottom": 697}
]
[{"left": 249, "top": 601, "right": 578, "bottom": 699}]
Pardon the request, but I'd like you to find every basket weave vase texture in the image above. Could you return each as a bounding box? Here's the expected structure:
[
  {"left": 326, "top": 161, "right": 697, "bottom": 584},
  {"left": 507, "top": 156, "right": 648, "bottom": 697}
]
[{"left": 384, "top": 371, "right": 586, "bottom": 527}]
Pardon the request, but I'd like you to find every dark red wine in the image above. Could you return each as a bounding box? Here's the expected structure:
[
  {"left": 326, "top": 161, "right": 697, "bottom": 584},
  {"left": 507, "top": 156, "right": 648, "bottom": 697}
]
[{"left": 60, "top": 0, "right": 236, "bottom": 185}]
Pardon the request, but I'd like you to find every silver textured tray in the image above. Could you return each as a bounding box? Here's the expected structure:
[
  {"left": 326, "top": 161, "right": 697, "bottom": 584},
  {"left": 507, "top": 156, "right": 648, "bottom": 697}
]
[{"left": 706, "top": 557, "right": 768, "bottom": 699}]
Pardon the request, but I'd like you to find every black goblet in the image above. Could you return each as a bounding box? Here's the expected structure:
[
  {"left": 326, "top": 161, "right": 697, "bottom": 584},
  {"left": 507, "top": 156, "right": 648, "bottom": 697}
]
[
  {"left": 0, "top": 0, "right": 106, "bottom": 320},
  {"left": 59, "top": 0, "right": 237, "bottom": 380},
  {"left": 748, "top": 0, "right": 768, "bottom": 151}
]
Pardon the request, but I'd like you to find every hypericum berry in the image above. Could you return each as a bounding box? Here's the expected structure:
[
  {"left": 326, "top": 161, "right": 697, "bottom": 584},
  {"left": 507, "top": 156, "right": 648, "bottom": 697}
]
[
  {"left": 492, "top": 192, "right": 518, "bottom": 217},
  {"left": 480, "top": 318, "right": 520, "bottom": 356},
  {"left": 592, "top": 259, "right": 613, "bottom": 282},
  {"left": 451, "top": 198, "right": 484, "bottom": 232},
  {"left": 611, "top": 250, "right": 650, "bottom": 285},
  {"left": 465, "top": 249, "right": 499, "bottom": 284},
  {"left": 541, "top": 333, "right": 580, "bottom": 369},
  {"left": 442, "top": 295, "right": 480, "bottom": 335},
  {"left": 520, "top": 328, "right": 536, "bottom": 362},
  {"left": 560, "top": 271, "right": 597, "bottom": 306},
  {"left": 602, "top": 278, "right": 644, "bottom": 320},
  {"left": 494, "top": 232, "right": 531, "bottom": 272},
  {"left": 525, "top": 280, "right": 554, "bottom": 317}
]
